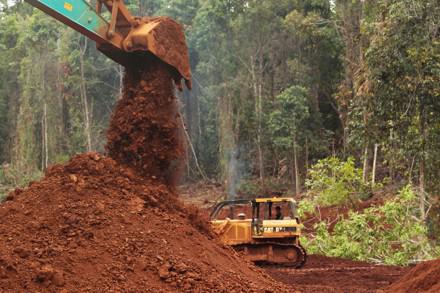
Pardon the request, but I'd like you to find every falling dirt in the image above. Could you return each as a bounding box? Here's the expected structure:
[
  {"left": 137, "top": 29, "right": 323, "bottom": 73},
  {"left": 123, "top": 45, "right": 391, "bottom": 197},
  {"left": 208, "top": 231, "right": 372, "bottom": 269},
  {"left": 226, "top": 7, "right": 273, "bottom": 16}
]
[{"left": 107, "top": 54, "right": 185, "bottom": 188}]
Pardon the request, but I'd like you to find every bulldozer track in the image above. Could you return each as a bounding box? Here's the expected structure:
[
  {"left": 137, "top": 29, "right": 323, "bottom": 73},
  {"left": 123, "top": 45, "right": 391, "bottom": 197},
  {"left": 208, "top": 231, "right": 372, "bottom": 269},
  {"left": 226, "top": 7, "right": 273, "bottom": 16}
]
[{"left": 251, "top": 242, "right": 307, "bottom": 269}]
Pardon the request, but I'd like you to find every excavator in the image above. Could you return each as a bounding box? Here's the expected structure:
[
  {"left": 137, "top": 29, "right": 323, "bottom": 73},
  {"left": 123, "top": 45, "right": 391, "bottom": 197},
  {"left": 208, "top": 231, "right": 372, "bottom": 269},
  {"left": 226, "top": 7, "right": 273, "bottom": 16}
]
[{"left": 25, "top": 0, "right": 191, "bottom": 90}]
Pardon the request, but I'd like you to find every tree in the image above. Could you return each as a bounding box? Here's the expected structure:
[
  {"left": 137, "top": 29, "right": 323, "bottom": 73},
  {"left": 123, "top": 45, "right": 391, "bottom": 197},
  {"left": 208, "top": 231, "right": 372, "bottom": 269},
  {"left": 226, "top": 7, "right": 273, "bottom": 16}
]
[
  {"left": 269, "top": 86, "right": 310, "bottom": 194},
  {"left": 358, "top": 0, "right": 440, "bottom": 213}
]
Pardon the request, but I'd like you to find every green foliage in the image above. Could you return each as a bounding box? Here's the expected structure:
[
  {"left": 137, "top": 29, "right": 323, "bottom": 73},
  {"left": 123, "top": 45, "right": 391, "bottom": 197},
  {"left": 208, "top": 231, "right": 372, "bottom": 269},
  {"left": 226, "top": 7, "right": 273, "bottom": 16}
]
[
  {"left": 0, "top": 163, "right": 42, "bottom": 187},
  {"left": 351, "top": 0, "right": 440, "bottom": 191},
  {"left": 306, "top": 157, "right": 369, "bottom": 205},
  {"left": 297, "top": 198, "right": 315, "bottom": 218},
  {"left": 269, "top": 86, "right": 310, "bottom": 150},
  {"left": 237, "top": 180, "right": 263, "bottom": 198},
  {"left": 305, "top": 185, "right": 440, "bottom": 265}
]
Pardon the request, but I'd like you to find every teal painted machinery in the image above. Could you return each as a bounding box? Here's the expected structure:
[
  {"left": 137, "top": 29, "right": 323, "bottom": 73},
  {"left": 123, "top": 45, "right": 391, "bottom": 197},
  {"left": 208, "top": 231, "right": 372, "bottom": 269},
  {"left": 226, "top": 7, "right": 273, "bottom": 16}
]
[{"left": 25, "top": 0, "right": 191, "bottom": 89}]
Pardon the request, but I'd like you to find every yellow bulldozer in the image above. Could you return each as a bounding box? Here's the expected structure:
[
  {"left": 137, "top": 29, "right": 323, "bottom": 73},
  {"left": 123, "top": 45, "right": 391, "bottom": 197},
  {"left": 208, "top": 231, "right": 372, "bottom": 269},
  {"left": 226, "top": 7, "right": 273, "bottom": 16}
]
[{"left": 210, "top": 197, "right": 307, "bottom": 268}]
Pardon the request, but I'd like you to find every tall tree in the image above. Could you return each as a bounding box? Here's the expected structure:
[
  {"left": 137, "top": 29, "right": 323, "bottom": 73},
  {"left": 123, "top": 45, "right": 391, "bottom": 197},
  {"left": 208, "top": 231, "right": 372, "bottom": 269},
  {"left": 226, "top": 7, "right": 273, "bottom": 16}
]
[{"left": 359, "top": 0, "right": 440, "bottom": 210}]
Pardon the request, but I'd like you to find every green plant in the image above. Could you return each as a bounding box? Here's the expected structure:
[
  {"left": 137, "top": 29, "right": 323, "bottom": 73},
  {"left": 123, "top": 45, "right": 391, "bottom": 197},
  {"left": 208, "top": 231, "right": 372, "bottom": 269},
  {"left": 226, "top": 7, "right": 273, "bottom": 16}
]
[
  {"left": 297, "top": 198, "right": 315, "bottom": 218},
  {"left": 304, "top": 185, "right": 440, "bottom": 265},
  {"left": 306, "top": 156, "right": 369, "bottom": 206},
  {"left": 237, "top": 178, "right": 289, "bottom": 198},
  {"left": 237, "top": 180, "right": 262, "bottom": 198},
  {"left": 0, "top": 164, "right": 43, "bottom": 187}
]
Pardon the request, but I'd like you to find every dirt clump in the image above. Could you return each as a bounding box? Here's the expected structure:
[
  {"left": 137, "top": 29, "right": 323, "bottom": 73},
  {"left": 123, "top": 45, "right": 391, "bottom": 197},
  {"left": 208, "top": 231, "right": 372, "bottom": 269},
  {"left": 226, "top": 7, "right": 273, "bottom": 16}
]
[
  {"left": 385, "top": 259, "right": 440, "bottom": 292},
  {"left": 0, "top": 153, "right": 288, "bottom": 292},
  {"left": 107, "top": 54, "right": 185, "bottom": 188}
]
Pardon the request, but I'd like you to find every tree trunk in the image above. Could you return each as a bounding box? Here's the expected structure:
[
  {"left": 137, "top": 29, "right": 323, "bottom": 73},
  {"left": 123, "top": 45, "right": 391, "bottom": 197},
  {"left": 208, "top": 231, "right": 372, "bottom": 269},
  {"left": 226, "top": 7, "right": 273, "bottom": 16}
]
[
  {"left": 218, "top": 94, "right": 237, "bottom": 190},
  {"left": 79, "top": 37, "right": 92, "bottom": 152},
  {"left": 371, "top": 144, "right": 378, "bottom": 186},
  {"left": 305, "top": 136, "right": 309, "bottom": 177},
  {"left": 362, "top": 146, "right": 368, "bottom": 183},
  {"left": 180, "top": 114, "right": 208, "bottom": 181},
  {"left": 251, "top": 55, "right": 264, "bottom": 182},
  {"left": 419, "top": 100, "right": 426, "bottom": 220},
  {"left": 293, "top": 135, "right": 300, "bottom": 195},
  {"left": 117, "top": 65, "right": 124, "bottom": 100},
  {"left": 40, "top": 55, "right": 48, "bottom": 170},
  {"left": 41, "top": 103, "right": 48, "bottom": 170},
  {"left": 389, "top": 128, "right": 394, "bottom": 181}
]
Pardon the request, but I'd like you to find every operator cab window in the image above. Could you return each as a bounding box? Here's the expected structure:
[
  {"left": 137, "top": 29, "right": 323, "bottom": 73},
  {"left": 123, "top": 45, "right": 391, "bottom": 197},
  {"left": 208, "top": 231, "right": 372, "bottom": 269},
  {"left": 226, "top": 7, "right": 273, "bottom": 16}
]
[{"left": 262, "top": 202, "right": 296, "bottom": 220}]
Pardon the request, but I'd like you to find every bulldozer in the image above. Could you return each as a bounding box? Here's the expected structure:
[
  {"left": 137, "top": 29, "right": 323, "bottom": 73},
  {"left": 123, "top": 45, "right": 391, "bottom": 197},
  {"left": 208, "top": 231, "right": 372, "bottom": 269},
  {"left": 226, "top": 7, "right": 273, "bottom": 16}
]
[
  {"left": 25, "top": 0, "right": 191, "bottom": 90},
  {"left": 210, "top": 197, "right": 307, "bottom": 268}
]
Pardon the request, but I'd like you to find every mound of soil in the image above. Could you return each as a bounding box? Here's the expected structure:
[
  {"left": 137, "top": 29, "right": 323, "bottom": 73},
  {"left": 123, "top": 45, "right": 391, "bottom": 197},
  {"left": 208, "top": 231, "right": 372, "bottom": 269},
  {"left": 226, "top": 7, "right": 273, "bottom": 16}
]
[
  {"left": 0, "top": 51, "right": 291, "bottom": 292},
  {"left": 106, "top": 55, "right": 185, "bottom": 187},
  {"left": 0, "top": 153, "right": 286, "bottom": 292},
  {"left": 385, "top": 259, "right": 440, "bottom": 292}
]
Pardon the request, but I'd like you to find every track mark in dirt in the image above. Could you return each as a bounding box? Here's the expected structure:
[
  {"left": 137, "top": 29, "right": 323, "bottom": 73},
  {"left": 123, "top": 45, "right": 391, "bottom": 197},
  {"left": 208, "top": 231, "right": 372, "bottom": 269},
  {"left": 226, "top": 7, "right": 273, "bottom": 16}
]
[{"left": 265, "top": 255, "right": 409, "bottom": 293}]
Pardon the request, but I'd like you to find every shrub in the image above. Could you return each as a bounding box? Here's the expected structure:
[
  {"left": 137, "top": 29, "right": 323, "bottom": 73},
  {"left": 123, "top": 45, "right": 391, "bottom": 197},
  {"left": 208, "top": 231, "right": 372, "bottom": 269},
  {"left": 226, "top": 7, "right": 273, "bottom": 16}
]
[
  {"left": 297, "top": 198, "right": 315, "bottom": 218},
  {"left": 306, "top": 156, "right": 370, "bottom": 206},
  {"left": 304, "top": 185, "right": 440, "bottom": 265}
]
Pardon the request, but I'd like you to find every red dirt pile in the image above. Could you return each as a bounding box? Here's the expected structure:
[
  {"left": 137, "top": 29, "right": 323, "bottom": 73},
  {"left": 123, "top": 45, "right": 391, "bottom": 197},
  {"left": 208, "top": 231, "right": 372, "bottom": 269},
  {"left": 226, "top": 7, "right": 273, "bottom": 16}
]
[
  {"left": 106, "top": 55, "right": 185, "bottom": 187},
  {"left": 0, "top": 153, "right": 287, "bottom": 292},
  {"left": 385, "top": 259, "right": 440, "bottom": 292},
  {"left": 0, "top": 54, "right": 289, "bottom": 292}
]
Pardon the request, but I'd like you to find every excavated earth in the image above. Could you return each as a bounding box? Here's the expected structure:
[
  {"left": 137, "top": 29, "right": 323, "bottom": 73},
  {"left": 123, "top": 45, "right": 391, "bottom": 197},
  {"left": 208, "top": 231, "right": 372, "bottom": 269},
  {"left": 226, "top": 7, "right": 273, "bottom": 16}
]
[
  {"left": 0, "top": 153, "right": 288, "bottom": 292},
  {"left": 385, "top": 259, "right": 440, "bottom": 292},
  {"left": 0, "top": 56, "right": 289, "bottom": 292}
]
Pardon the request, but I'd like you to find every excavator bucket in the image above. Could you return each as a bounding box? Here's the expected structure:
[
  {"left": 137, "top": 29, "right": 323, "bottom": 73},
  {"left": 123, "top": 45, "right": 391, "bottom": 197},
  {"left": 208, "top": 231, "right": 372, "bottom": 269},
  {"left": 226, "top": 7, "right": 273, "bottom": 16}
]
[
  {"left": 98, "top": 16, "right": 192, "bottom": 90},
  {"left": 125, "top": 17, "right": 191, "bottom": 87},
  {"left": 25, "top": 0, "right": 191, "bottom": 89}
]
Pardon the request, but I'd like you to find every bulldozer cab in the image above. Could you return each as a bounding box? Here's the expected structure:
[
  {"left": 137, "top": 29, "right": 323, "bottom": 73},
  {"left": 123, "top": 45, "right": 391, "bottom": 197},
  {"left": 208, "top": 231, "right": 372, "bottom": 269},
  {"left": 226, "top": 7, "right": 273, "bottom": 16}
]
[
  {"left": 251, "top": 198, "right": 300, "bottom": 237},
  {"left": 210, "top": 197, "right": 301, "bottom": 244}
]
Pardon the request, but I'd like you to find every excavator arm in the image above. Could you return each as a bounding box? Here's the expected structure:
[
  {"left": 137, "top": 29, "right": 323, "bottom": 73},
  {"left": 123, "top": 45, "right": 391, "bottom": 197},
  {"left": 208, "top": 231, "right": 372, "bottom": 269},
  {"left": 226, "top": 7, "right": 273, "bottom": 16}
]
[{"left": 25, "top": 0, "right": 191, "bottom": 89}]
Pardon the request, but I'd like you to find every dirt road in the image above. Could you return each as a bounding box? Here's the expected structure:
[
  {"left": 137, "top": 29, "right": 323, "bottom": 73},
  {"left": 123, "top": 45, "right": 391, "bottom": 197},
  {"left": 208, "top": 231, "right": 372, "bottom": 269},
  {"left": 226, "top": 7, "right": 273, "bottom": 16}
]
[{"left": 265, "top": 255, "right": 409, "bottom": 292}]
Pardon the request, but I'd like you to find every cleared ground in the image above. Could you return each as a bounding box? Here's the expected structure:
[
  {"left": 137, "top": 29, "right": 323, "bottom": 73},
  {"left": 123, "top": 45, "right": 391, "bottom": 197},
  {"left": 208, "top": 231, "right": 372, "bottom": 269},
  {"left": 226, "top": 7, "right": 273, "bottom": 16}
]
[{"left": 265, "top": 255, "right": 409, "bottom": 292}]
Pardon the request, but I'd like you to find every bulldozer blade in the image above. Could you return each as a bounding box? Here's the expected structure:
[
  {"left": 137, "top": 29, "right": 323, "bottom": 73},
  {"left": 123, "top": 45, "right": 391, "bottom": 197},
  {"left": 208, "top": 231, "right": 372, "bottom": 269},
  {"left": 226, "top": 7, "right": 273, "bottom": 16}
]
[{"left": 98, "top": 16, "right": 191, "bottom": 90}]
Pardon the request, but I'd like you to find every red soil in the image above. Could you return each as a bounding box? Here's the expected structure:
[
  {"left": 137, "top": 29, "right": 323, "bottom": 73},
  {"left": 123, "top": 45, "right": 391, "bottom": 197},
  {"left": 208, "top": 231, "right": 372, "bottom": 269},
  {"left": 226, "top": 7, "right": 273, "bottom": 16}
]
[
  {"left": 266, "top": 255, "right": 409, "bottom": 292},
  {"left": 106, "top": 55, "right": 185, "bottom": 188},
  {"left": 0, "top": 153, "right": 288, "bottom": 292},
  {"left": 0, "top": 55, "right": 291, "bottom": 292},
  {"left": 385, "top": 259, "right": 440, "bottom": 292}
]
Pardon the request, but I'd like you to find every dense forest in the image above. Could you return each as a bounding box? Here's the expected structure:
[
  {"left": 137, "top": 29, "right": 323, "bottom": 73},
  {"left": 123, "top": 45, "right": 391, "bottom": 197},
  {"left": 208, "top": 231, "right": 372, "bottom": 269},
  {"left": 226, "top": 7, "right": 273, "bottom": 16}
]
[
  {"left": 1, "top": 0, "right": 439, "bottom": 191},
  {"left": 1, "top": 0, "right": 440, "bottom": 265}
]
